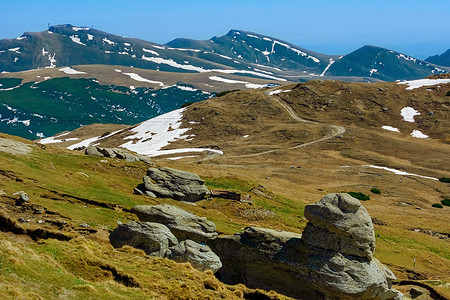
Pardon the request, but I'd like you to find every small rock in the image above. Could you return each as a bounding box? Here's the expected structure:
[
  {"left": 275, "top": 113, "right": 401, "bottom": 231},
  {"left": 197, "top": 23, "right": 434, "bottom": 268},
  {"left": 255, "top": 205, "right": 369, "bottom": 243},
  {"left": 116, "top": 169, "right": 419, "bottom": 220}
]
[
  {"left": 79, "top": 223, "right": 90, "bottom": 228},
  {"left": 409, "top": 287, "right": 424, "bottom": 298},
  {"left": 428, "top": 111, "right": 434, "bottom": 116},
  {"left": 378, "top": 88, "right": 385, "bottom": 92},
  {"left": 37, "top": 220, "right": 43, "bottom": 224},
  {"left": 145, "top": 191, "right": 157, "bottom": 198},
  {"left": 13, "top": 191, "right": 30, "bottom": 206},
  {"left": 76, "top": 172, "right": 89, "bottom": 178},
  {"left": 133, "top": 187, "right": 144, "bottom": 195},
  {"left": 116, "top": 220, "right": 123, "bottom": 225},
  {"left": 382, "top": 107, "right": 389, "bottom": 112},
  {"left": 18, "top": 217, "right": 26, "bottom": 223},
  {"left": 33, "top": 208, "right": 44, "bottom": 214},
  {"left": 0, "top": 189, "right": 6, "bottom": 196}
]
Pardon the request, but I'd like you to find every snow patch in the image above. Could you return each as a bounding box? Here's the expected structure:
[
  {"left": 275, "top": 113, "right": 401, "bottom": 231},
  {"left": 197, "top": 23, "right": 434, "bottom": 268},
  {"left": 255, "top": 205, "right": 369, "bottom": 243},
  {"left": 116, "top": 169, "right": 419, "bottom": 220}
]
[
  {"left": 362, "top": 165, "right": 437, "bottom": 181},
  {"left": 87, "top": 34, "right": 94, "bottom": 40},
  {"left": 16, "top": 36, "right": 27, "bottom": 40},
  {"left": 69, "top": 35, "right": 85, "bottom": 45},
  {"left": 119, "top": 108, "right": 223, "bottom": 157},
  {"left": 268, "top": 89, "right": 291, "bottom": 95},
  {"left": 8, "top": 47, "right": 20, "bottom": 53},
  {"left": 72, "top": 27, "right": 90, "bottom": 31},
  {"left": 168, "top": 47, "right": 201, "bottom": 52},
  {"left": 369, "top": 69, "right": 377, "bottom": 76},
  {"left": 143, "top": 48, "right": 159, "bottom": 56},
  {"left": 58, "top": 67, "right": 86, "bottom": 74},
  {"left": 320, "top": 59, "right": 335, "bottom": 76},
  {"left": 151, "top": 45, "right": 165, "bottom": 50},
  {"left": 400, "top": 107, "right": 420, "bottom": 123},
  {"left": 411, "top": 130, "right": 428, "bottom": 139},
  {"left": 102, "top": 37, "right": 116, "bottom": 45},
  {"left": 209, "top": 76, "right": 247, "bottom": 84},
  {"left": 381, "top": 126, "right": 400, "bottom": 132},
  {"left": 398, "top": 78, "right": 450, "bottom": 90}
]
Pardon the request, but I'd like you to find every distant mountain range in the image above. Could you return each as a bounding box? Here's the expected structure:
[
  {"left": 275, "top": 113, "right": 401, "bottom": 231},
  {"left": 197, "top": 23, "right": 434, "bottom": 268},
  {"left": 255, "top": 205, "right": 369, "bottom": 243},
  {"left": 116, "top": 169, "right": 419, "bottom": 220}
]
[
  {"left": 1, "top": 24, "right": 449, "bottom": 82},
  {"left": 426, "top": 48, "right": 450, "bottom": 67}
]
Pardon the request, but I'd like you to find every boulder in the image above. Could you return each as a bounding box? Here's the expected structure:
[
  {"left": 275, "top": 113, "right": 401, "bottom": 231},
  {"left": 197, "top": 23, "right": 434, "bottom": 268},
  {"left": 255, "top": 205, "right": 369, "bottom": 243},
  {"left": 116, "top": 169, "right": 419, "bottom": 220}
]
[
  {"left": 109, "top": 221, "right": 178, "bottom": 257},
  {"left": 168, "top": 239, "right": 222, "bottom": 273},
  {"left": 12, "top": 191, "right": 30, "bottom": 206},
  {"left": 85, "top": 146, "right": 103, "bottom": 157},
  {"left": 208, "top": 193, "right": 402, "bottom": 300},
  {"left": 140, "top": 167, "right": 209, "bottom": 202},
  {"left": 85, "top": 145, "right": 151, "bottom": 163},
  {"left": 131, "top": 204, "right": 218, "bottom": 242},
  {"left": 302, "top": 193, "right": 375, "bottom": 259}
]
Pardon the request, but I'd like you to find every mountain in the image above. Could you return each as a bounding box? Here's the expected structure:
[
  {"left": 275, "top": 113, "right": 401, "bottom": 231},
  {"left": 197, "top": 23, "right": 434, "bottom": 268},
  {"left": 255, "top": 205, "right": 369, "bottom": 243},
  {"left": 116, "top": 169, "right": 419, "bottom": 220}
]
[
  {"left": 324, "top": 45, "right": 448, "bottom": 81},
  {"left": 166, "top": 29, "right": 338, "bottom": 76},
  {"left": 426, "top": 48, "right": 450, "bottom": 67},
  {"left": 0, "top": 75, "right": 212, "bottom": 140},
  {"left": 1, "top": 24, "right": 449, "bottom": 82}
]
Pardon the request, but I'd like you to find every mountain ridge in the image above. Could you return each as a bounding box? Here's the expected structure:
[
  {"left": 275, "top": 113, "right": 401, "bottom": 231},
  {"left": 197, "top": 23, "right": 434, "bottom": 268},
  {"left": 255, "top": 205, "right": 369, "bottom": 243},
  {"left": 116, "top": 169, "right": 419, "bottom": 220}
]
[{"left": 1, "top": 24, "right": 449, "bottom": 81}]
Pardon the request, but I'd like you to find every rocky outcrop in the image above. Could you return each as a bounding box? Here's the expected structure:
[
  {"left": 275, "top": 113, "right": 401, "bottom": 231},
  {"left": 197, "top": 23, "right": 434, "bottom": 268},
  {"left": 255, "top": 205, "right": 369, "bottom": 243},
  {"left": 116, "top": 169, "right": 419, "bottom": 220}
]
[
  {"left": 208, "top": 193, "right": 402, "bottom": 300},
  {"left": 110, "top": 204, "right": 221, "bottom": 273},
  {"left": 138, "top": 167, "right": 209, "bottom": 202},
  {"left": 131, "top": 204, "right": 218, "bottom": 243},
  {"left": 302, "top": 192, "right": 375, "bottom": 259},
  {"left": 168, "top": 239, "right": 222, "bottom": 273},
  {"left": 85, "top": 145, "right": 152, "bottom": 163},
  {"left": 109, "top": 221, "right": 178, "bottom": 257}
]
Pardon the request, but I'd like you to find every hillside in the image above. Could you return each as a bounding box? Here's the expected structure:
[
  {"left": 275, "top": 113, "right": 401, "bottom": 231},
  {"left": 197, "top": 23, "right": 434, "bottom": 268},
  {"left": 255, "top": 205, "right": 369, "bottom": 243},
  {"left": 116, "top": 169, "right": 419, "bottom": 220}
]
[
  {"left": 325, "top": 45, "right": 448, "bottom": 81},
  {"left": 1, "top": 76, "right": 449, "bottom": 298},
  {"left": 426, "top": 48, "right": 450, "bottom": 67}
]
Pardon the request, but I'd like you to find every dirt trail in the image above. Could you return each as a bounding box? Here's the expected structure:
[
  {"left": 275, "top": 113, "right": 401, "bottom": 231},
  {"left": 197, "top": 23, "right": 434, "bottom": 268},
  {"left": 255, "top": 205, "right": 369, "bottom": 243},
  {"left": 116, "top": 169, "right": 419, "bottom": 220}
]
[{"left": 228, "top": 93, "right": 345, "bottom": 158}]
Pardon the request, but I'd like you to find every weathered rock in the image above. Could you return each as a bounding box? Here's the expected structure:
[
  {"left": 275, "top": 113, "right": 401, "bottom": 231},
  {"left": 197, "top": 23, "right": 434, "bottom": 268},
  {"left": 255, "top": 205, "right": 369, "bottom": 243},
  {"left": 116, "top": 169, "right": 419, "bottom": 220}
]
[
  {"left": 141, "top": 167, "right": 209, "bottom": 202},
  {"left": 169, "top": 239, "right": 222, "bottom": 273},
  {"left": 85, "top": 145, "right": 103, "bottom": 157},
  {"left": 0, "top": 189, "right": 6, "bottom": 196},
  {"left": 133, "top": 187, "right": 144, "bottom": 195},
  {"left": 13, "top": 191, "right": 30, "bottom": 205},
  {"left": 109, "top": 221, "right": 178, "bottom": 257},
  {"left": 131, "top": 204, "right": 217, "bottom": 242},
  {"left": 302, "top": 193, "right": 375, "bottom": 259},
  {"left": 208, "top": 193, "right": 402, "bottom": 300},
  {"left": 85, "top": 145, "right": 151, "bottom": 163}
]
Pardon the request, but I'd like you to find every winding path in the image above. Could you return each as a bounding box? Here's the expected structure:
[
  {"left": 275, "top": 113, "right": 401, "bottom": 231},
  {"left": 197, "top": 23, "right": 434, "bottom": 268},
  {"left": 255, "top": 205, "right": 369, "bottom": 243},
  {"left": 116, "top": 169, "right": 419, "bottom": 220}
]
[{"left": 228, "top": 93, "right": 345, "bottom": 158}]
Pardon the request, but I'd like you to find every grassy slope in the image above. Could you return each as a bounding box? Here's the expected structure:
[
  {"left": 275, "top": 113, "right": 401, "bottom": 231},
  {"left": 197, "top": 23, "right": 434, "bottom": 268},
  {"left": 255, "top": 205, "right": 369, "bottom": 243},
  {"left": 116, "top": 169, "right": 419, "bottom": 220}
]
[{"left": 0, "top": 134, "right": 293, "bottom": 299}]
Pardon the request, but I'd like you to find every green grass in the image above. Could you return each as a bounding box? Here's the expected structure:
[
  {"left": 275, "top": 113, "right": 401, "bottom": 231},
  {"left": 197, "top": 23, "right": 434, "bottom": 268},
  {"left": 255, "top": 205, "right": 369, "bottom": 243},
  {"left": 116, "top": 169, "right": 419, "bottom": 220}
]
[
  {"left": 370, "top": 187, "right": 381, "bottom": 194},
  {"left": 438, "top": 177, "right": 450, "bottom": 183},
  {"left": 441, "top": 199, "right": 450, "bottom": 207},
  {"left": 344, "top": 191, "right": 370, "bottom": 201}
]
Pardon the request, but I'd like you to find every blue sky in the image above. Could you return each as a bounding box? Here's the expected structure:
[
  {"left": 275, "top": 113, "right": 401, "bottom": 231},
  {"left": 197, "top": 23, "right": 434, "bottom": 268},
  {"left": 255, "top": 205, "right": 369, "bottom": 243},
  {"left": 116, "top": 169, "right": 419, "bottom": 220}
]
[{"left": 1, "top": 0, "right": 449, "bottom": 59}]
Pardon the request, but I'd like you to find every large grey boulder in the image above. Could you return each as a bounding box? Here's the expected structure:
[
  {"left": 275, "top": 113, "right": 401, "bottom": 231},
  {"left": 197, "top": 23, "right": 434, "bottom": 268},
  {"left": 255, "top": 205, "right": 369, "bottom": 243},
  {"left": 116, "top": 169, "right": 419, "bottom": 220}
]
[
  {"left": 208, "top": 193, "right": 402, "bottom": 300},
  {"left": 141, "top": 167, "right": 209, "bottom": 202},
  {"left": 85, "top": 145, "right": 151, "bottom": 163},
  {"left": 109, "top": 221, "right": 178, "bottom": 257},
  {"left": 131, "top": 204, "right": 218, "bottom": 243},
  {"left": 302, "top": 193, "right": 375, "bottom": 259},
  {"left": 85, "top": 145, "right": 103, "bottom": 157},
  {"left": 169, "top": 239, "right": 222, "bottom": 273}
]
